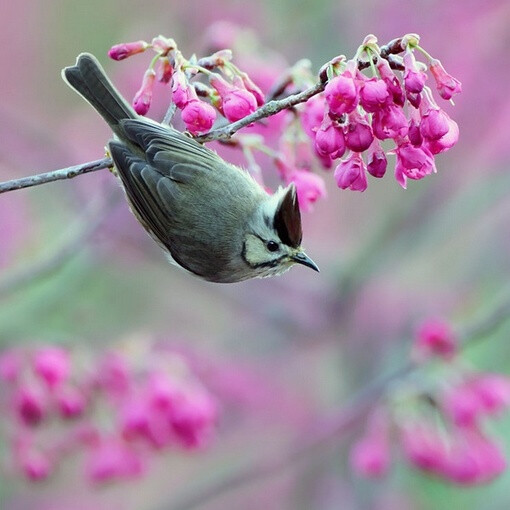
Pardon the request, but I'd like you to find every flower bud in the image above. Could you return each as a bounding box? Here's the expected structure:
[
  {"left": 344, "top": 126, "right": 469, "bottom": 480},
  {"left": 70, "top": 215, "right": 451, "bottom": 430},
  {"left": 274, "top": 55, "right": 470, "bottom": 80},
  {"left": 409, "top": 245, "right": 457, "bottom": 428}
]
[
  {"left": 156, "top": 58, "right": 173, "bottom": 83},
  {"left": 15, "top": 385, "right": 47, "bottom": 426},
  {"left": 359, "top": 78, "right": 390, "bottom": 112},
  {"left": 372, "top": 104, "right": 408, "bottom": 140},
  {"left": 414, "top": 318, "right": 457, "bottom": 361},
  {"left": 345, "top": 113, "right": 374, "bottom": 152},
  {"left": 314, "top": 116, "right": 345, "bottom": 156},
  {"left": 395, "top": 142, "right": 436, "bottom": 182},
  {"left": 334, "top": 152, "right": 368, "bottom": 192},
  {"left": 377, "top": 57, "right": 405, "bottom": 106},
  {"left": 56, "top": 385, "right": 87, "bottom": 419},
  {"left": 171, "top": 68, "right": 192, "bottom": 109},
  {"left": 425, "top": 117, "right": 459, "bottom": 154},
  {"left": 33, "top": 347, "right": 70, "bottom": 388},
  {"left": 151, "top": 36, "right": 175, "bottom": 55},
  {"left": 181, "top": 99, "right": 216, "bottom": 134},
  {"left": 209, "top": 74, "right": 257, "bottom": 122},
  {"left": 429, "top": 58, "right": 462, "bottom": 100},
  {"left": 408, "top": 118, "right": 423, "bottom": 147},
  {"left": 108, "top": 41, "right": 148, "bottom": 61},
  {"left": 324, "top": 73, "right": 359, "bottom": 116},
  {"left": 133, "top": 69, "right": 156, "bottom": 115},
  {"left": 366, "top": 139, "right": 387, "bottom": 178},
  {"left": 240, "top": 74, "right": 265, "bottom": 106},
  {"left": 403, "top": 49, "right": 427, "bottom": 94}
]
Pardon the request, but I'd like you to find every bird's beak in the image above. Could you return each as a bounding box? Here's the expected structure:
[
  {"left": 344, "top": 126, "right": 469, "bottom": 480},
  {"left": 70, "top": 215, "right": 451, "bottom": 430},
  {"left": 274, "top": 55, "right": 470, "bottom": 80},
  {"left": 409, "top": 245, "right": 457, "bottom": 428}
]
[{"left": 291, "top": 251, "right": 320, "bottom": 272}]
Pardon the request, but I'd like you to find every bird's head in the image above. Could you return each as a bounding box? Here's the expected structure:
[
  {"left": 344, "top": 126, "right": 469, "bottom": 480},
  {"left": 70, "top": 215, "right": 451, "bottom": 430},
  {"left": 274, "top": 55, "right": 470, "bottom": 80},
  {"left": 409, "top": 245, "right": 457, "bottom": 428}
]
[{"left": 242, "top": 184, "right": 319, "bottom": 278}]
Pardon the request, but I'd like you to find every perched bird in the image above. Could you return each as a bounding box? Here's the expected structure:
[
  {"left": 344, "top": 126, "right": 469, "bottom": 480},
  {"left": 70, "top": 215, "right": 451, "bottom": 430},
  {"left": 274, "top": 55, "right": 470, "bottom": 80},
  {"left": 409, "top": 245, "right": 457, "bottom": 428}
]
[{"left": 62, "top": 53, "right": 319, "bottom": 283}]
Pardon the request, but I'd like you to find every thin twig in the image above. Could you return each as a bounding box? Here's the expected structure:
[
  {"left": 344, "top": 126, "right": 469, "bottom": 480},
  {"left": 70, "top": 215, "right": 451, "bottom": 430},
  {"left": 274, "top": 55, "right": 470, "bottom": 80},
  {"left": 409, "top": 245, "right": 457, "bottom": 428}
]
[
  {"left": 194, "top": 81, "right": 326, "bottom": 143},
  {"left": 0, "top": 157, "right": 112, "bottom": 194},
  {"left": 162, "top": 294, "right": 510, "bottom": 510}
]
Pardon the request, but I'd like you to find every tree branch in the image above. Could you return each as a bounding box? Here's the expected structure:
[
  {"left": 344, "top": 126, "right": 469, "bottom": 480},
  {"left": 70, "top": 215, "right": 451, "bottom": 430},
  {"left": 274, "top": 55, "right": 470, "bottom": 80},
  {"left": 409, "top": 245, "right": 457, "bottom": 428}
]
[
  {"left": 0, "top": 157, "right": 112, "bottom": 194},
  {"left": 0, "top": 37, "right": 407, "bottom": 194},
  {"left": 162, "top": 292, "right": 510, "bottom": 510}
]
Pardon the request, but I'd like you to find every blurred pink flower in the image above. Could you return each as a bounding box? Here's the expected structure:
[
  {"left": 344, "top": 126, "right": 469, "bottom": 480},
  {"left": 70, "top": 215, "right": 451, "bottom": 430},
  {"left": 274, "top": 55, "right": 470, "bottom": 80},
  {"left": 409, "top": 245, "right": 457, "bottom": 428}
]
[
  {"left": 33, "top": 347, "right": 70, "bottom": 388},
  {"left": 14, "top": 383, "right": 47, "bottom": 426},
  {"left": 56, "top": 385, "right": 87, "bottom": 419},
  {"left": 285, "top": 169, "right": 327, "bottom": 212},
  {"left": 414, "top": 318, "right": 457, "bottom": 361},
  {"left": 0, "top": 349, "right": 23, "bottom": 382},
  {"left": 19, "top": 448, "right": 53, "bottom": 482},
  {"left": 301, "top": 95, "right": 327, "bottom": 140}
]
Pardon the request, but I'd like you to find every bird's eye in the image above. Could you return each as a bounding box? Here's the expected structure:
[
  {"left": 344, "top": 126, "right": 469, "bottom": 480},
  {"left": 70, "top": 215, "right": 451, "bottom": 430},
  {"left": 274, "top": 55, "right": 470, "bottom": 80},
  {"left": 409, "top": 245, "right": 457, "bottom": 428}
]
[{"left": 266, "top": 241, "right": 279, "bottom": 252}]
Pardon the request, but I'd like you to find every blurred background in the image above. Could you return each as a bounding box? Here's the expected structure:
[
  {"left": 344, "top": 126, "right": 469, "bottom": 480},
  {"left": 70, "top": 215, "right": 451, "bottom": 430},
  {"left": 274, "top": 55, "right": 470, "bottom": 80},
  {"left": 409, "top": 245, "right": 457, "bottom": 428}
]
[{"left": 1, "top": 0, "right": 510, "bottom": 509}]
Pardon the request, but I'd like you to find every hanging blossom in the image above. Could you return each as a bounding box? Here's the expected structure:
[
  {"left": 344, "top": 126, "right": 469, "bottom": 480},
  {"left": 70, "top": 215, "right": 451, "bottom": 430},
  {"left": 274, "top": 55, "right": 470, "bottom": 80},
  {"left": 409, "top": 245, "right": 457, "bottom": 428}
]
[
  {"left": 0, "top": 341, "right": 217, "bottom": 484},
  {"left": 349, "top": 318, "right": 510, "bottom": 485},
  {"left": 298, "top": 33, "right": 461, "bottom": 191},
  {"left": 107, "top": 32, "right": 461, "bottom": 208}
]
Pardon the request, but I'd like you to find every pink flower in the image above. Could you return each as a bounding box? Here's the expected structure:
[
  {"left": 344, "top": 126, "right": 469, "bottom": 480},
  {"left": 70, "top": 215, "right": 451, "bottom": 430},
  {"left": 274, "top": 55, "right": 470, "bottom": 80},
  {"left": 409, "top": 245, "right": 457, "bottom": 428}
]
[
  {"left": 285, "top": 169, "right": 327, "bottom": 212},
  {"left": 406, "top": 91, "right": 422, "bottom": 109},
  {"left": 151, "top": 35, "right": 175, "bottom": 55},
  {"left": 181, "top": 100, "right": 216, "bottom": 134},
  {"left": 133, "top": 69, "right": 156, "bottom": 115},
  {"left": 350, "top": 434, "right": 390, "bottom": 478},
  {"left": 15, "top": 384, "right": 47, "bottom": 426},
  {"left": 408, "top": 118, "right": 423, "bottom": 147},
  {"left": 429, "top": 58, "right": 462, "bottom": 101},
  {"left": 97, "top": 353, "right": 131, "bottom": 397},
  {"left": 359, "top": 78, "right": 390, "bottom": 112},
  {"left": 425, "top": 117, "right": 459, "bottom": 154},
  {"left": 86, "top": 438, "right": 144, "bottom": 483},
  {"left": 210, "top": 74, "right": 257, "bottom": 122},
  {"left": 19, "top": 449, "right": 53, "bottom": 482},
  {"left": 324, "top": 73, "right": 359, "bottom": 116},
  {"left": 108, "top": 40, "right": 148, "bottom": 61},
  {"left": 56, "top": 385, "right": 87, "bottom": 419},
  {"left": 394, "top": 142, "right": 436, "bottom": 187},
  {"left": 33, "top": 347, "right": 70, "bottom": 388},
  {"left": 345, "top": 112, "right": 374, "bottom": 152},
  {"left": 420, "top": 96, "right": 450, "bottom": 141},
  {"left": 240, "top": 74, "right": 265, "bottom": 107},
  {"left": 301, "top": 95, "right": 327, "bottom": 139},
  {"left": 0, "top": 349, "right": 22, "bottom": 382},
  {"left": 444, "top": 427, "right": 506, "bottom": 485},
  {"left": 314, "top": 116, "right": 345, "bottom": 156},
  {"left": 401, "top": 423, "right": 448, "bottom": 474},
  {"left": 170, "top": 390, "right": 217, "bottom": 449},
  {"left": 414, "top": 318, "right": 457, "bottom": 361},
  {"left": 403, "top": 49, "right": 427, "bottom": 94},
  {"left": 474, "top": 374, "right": 510, "bottom": 415},
  {"left": 443, "top": 384, "right": 481, "bottom": 427},
  {"left": 334, "top": 152, "right": 368, "bottom": 192},
  {"left": 377, "top": 57, "right": 405, "bottom": 106},
  {"left": 366, "top": 139, "right": 387, "bottom": 178},
  {"left": 172, "top": 68, "right": 192, "bottom": 109},
  {"left": 372, "top": 104, "right": 408, "bottom": 140}
]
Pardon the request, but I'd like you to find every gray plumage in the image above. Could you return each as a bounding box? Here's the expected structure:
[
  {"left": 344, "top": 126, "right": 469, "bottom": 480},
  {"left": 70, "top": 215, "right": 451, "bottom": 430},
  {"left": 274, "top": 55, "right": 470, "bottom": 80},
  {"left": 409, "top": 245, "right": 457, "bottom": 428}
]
[{"left": 62, "top": 53, "right": 318, "bottom": 283}]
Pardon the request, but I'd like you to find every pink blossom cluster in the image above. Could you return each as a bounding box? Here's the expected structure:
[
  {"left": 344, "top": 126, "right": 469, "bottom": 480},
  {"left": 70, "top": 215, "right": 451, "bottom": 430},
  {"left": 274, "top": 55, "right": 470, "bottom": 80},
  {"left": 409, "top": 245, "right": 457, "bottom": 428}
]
[
  {"left": 0, "top": 342, "right": 217, "bottom": 483},
  {"left": 108, "top": 37, "right": 264, "bottom": 134},
  {"left": 350, "top": 318, "right": 510, "bottom": 485},
  {"left": 301, "top": 37, "right": 461, "bottom": 191}
]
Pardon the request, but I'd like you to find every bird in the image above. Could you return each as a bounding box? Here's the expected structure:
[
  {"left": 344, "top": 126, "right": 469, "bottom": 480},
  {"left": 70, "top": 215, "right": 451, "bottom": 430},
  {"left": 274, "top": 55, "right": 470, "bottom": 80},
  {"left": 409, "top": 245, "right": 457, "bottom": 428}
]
[{"left": 62, "top": 53, "right": 319, "bottom": 283}]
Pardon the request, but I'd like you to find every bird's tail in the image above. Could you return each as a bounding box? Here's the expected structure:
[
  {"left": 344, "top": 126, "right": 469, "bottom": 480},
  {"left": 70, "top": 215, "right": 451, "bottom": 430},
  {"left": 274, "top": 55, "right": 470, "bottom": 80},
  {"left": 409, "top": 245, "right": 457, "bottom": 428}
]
[{"left": 62, "top": 53, "right": 136, "bottom": 130}]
